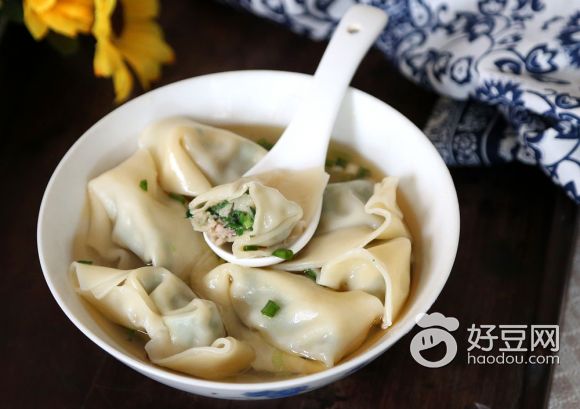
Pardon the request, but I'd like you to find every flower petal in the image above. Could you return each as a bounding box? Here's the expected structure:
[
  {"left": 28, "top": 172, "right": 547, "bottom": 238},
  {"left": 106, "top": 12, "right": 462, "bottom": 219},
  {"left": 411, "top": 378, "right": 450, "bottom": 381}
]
[
  {"left": 28, "top": 0, "right": 57, "bottom": 13},
  {"left": 118, "top": 21, "right": 174, "bottom": 63},
  {"left": 23, "top": 5, "right": 49, "bottom": 40},
  {"left": 118, "top": 45, "right": 160, "bottom": 89},
  {"left": 42, "top": 6, "right": 89, "bottom": 37},
  {"left": 94, "top": 41, "right": 119, "bottom": 76},
  {"left": 112, "top": 61, "right": 133, "bottom": 103},
  {"left": 121, "top": 0, "right": 158, "bottom": 21},
  {"left": 53, "top": 0, "right": 94, "bottom": 31},
  {"left": 92, "top": 0, "right": 115, "bottom": 38}
]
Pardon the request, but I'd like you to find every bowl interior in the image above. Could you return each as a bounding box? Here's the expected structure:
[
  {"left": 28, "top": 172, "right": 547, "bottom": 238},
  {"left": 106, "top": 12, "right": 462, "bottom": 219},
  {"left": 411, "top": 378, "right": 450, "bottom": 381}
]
[{"left": 38, "top": 70, "right": 459, "bottom": 398}]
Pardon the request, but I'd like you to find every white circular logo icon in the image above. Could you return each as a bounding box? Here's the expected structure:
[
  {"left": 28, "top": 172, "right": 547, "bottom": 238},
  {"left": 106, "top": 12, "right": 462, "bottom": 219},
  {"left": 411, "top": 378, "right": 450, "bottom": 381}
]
[{"left": 410, "top": 312, "right": 459, "bottom": 368}]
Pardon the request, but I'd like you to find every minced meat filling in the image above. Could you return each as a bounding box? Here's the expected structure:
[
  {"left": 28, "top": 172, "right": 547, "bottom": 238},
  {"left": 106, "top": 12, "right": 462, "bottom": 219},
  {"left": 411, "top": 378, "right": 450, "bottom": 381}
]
[{"left": 199, "top": 194, "right": 256, "bottom": 245}]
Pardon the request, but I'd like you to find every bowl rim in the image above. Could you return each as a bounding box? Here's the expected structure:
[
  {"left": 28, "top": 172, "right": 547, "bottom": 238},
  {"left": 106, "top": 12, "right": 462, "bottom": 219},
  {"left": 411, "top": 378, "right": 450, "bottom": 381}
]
[{"left": 37, "top": 69, "right": 460, "bottom": 393}]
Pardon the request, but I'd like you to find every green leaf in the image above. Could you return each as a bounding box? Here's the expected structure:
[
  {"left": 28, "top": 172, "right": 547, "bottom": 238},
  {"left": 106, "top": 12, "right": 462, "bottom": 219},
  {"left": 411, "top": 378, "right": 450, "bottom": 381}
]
[{"left": 46, "top": 32, "right": 80, "bottom": 56}]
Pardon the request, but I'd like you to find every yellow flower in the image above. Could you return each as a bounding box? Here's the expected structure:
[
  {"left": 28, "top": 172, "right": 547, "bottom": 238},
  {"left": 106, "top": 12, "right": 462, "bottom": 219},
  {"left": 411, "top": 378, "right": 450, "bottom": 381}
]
[
  {"left": 92, "top": 0, "right": 175, "bottom": 103},
  {"left": 24, "top": 0, "right": 94, "bottom": 40}
]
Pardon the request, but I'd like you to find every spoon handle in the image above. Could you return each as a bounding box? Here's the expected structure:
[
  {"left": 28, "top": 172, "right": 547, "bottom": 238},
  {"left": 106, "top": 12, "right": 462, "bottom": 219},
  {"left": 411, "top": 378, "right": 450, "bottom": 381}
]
[{"left": 246, "top": 5, "right": 388, "bottom": 175}]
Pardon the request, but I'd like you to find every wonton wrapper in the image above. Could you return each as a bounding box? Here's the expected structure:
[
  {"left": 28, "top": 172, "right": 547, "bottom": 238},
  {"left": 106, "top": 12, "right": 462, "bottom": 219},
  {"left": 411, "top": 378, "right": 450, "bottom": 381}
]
[
  {"left": 209, "top": 305, "right": 326, "bottom": 375},
  {"left": 201, "top": 263, "right": 383, "bottom": 368},
  {"left": 280, "top": 177, "right": 410, "bottom": 270},
  {"left": 318, "top": 238, "right": 411, "bottom": 328},
  {"left": 81, "top": 149, "right": 219, "bottom": 281},
  {"left": 190, "top": 180, "right": 303, "bottom": 258},
  {"left": 139, "top": 117, "right": 267, "bottom": 196},
  {"left": 72, "top": 263, "right": 254, "bottom": 379}
]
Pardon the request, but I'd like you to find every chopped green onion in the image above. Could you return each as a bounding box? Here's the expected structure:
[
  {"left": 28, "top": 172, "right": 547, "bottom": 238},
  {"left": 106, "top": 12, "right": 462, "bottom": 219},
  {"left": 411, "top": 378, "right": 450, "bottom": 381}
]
[
  {"left": 139, "top": 179, "right": 148, "bottom": 192},
  {"left": 304, "top": 269, "right": 317, "bottom": 281},
  {"left": 239, "top": 211, "right": 254, "bottom": 229},
  {"left": 356, "top": 167, "right": 371, "bottom": 179},
  {"left": 261, "top": 300, "right": 280, "bottom": 317},
  {"left": 168, "top": 192, "right": 188, "bottom": 205},
  {"left": 208, "top": 200, "right": 230, "bottom": 216},
  {"left": 335, "top": 157, "right": 348, "bottom": 168},
  {"left": 185, "top": 209, "right": 193, "bottom": 219},
  {"left": 126, "top": 328, "right": 136, "bottom": 342},
  {"left": 243, "top": 245, "right": 260, "bottom": 251},
  {"left": 77, "top": 260, "right": 93, "bottom": 265},
  {"left": 272, "top": 248, "right": 294, "bottom": 260},
  {"left": 257, "top": 138, "right": 273, "bottom": 150},
  {"left": 226, "top": 210, "right": 254, "bottom": 236},
  {"left": 208, "top": 200, "right": 255, "bottom": 237}
]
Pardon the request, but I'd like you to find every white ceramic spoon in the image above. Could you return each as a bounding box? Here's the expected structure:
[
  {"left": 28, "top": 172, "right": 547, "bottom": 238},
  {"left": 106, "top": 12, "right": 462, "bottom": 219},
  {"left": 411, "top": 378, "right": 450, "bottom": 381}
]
[{"left": 204, "top": 5, "right": 388, "bottom": 267}]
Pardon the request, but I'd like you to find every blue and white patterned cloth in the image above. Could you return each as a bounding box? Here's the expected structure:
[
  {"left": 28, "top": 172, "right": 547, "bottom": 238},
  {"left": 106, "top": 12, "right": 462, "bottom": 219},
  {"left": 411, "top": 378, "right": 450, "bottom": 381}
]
[{"left": 224, "top": 0, "right": 580, "bottom": 202}]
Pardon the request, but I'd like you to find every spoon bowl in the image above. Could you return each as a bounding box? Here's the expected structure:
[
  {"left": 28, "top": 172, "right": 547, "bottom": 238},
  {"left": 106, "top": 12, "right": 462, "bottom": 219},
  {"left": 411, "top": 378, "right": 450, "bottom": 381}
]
[
  {"left": 203, "top": 5, "right": 388, "bottom": 267},
  {"left": 204, "top": 201, "right": 323, "bottom": 267}
]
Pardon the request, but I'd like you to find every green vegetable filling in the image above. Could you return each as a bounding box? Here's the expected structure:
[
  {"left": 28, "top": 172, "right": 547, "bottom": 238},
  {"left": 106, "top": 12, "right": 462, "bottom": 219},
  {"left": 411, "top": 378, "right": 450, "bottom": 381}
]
[
  {"left": 126, "top": 328, "right": 136, "bottom": 342},
  {"left": 228, "top": 210, "right": 255, "bottom": 235},
  {"left": 243, "top": 245, "right": 260, "bottom": 251},
  {"left": 335, "top": 157, "right": 348, "bottom": 168},
  {"left": 185, "top": 209, "right": 193, "bottom": 219},
  {"left": 208, "top": 200, "right": 255, "bottom": 236},
  {"left": 357, "top": 167, "right": 371, "bottom": 178},
  {"left": 261, "top": 300, "right": 281, "bottom": 317},
  {"left": 139, "top": 179, "right": 148, "bottom": 192},
  {"left": 207, "top": 200, "right": 230, "bottom": 216},
  {"left": 77, "top": 260, "right": 93, "bottom": 265},
  {"left": 272, "top": 248, "right": 294, "bottom": 260},
  {"left": 238, "top": 211, "right": 254, "bottom": 229}
]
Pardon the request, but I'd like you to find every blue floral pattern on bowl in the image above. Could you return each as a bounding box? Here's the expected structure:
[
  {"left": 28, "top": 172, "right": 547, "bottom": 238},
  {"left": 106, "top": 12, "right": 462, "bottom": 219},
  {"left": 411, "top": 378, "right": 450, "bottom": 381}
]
[{"left": 243, "top": 385, "right": 310, "bottom": 398}]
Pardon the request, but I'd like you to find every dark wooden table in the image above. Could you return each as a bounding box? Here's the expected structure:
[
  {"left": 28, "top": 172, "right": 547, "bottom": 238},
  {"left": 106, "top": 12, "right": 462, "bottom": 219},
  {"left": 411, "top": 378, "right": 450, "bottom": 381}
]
[{"left": 1, "top": 1, "right": 577, "bottom": 408}]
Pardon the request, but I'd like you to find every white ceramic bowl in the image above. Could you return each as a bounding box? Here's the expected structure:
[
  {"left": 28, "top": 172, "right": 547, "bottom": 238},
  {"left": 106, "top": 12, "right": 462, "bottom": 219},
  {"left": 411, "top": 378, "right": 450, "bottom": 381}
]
[{"left": 37, "top": 70, "right": 460, "bottom": 400}]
